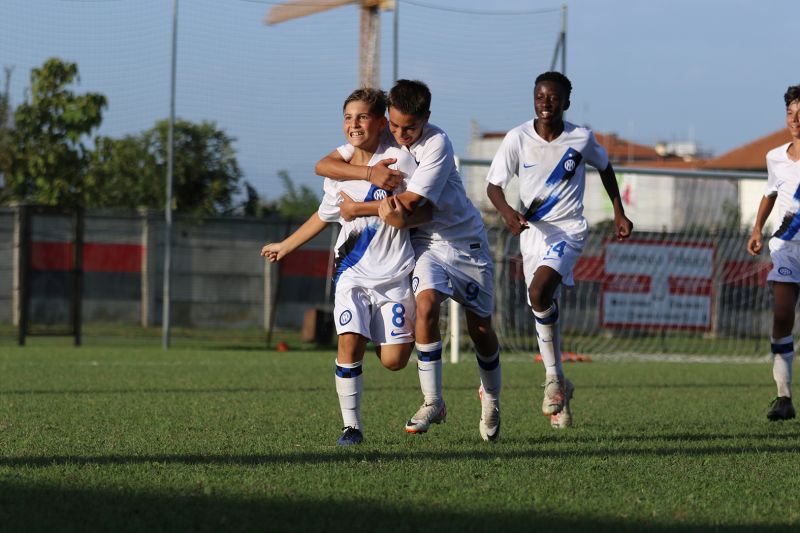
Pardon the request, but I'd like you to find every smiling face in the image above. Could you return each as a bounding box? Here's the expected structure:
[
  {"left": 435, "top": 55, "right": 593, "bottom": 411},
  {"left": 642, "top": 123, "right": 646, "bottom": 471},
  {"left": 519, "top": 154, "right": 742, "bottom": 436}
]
[
  {"left": 343, "top": 100, "right": 386, "bottom": 152},
  {"left": 388, "top": 107, "right": 428, "bottom": 147},
  {"left": 533, "top": 80, "right": 569, "bottom": 125},
  {"left": 787, "top": 100, "right": 800, "bottom": 140}
]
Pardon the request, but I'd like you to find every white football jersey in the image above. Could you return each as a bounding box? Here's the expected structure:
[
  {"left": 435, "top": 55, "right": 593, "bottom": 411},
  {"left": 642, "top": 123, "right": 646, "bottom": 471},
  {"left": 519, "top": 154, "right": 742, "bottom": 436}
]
[
  {"left": 486, "top": 120, "right": 609, "bottom": 232},
  {"left": 338, "top": 124, "right": 487, "bottom": 246},
  {"left": 764, "top": 143, "right": 800, "bottom": 241},
  {"left": 318, "top": 141, "right": 417, "bottom": 288}
]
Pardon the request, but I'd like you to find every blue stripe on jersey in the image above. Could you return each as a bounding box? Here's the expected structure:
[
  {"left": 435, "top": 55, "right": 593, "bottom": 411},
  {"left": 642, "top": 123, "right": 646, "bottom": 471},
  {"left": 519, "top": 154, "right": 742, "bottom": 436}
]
[
  {"left": 773, "top": 183, "right": 800, "bottom": 240},
  {"left": 527, "top": 195, "right": 560, "bottom": 222},
  {"left": 334, "top": 223, "right": 379, "bottom": 284},
  {"left": 363, "top": 184, "right": 393, "bottom": 202},
  {"left": 776, "top": 214, "right": 800, "bottom": 240},
  {"left": 523, "top": 149, "right": 583, "bottom": 221},
  {"left": 545, "top": 149, "right": 583, "bottom": 186}
]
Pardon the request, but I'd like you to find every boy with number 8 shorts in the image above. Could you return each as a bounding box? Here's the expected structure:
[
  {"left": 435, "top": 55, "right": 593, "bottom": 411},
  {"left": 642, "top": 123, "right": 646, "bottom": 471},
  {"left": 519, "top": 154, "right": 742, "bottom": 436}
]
[
  {"left": 317, "top": 80, "right": 503, "bottom": 442},
  {"left": 747, "top": 84, "right": 800, "bottom": 421},
  {"left": 262, "top": 88, "right": 431, "bottom": 446},
  {"left": 486, "top": 71, "right": 632, "bottom": 428}
]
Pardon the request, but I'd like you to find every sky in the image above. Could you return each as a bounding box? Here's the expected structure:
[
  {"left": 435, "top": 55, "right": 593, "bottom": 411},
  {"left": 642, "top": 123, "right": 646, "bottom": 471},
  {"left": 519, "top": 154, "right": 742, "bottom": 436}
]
[{"left": 1, "top": 0, "right": 796, "bottom": 201}]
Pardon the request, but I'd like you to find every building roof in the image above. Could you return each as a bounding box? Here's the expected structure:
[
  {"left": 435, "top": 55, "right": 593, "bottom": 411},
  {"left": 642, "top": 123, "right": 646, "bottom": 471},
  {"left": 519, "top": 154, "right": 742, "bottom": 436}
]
[
  {"left": 703, "top": 129, "right": 790, "bottom": 171},
  {"left": 594, "top": 132, "right": 663, "bottom": 163}
]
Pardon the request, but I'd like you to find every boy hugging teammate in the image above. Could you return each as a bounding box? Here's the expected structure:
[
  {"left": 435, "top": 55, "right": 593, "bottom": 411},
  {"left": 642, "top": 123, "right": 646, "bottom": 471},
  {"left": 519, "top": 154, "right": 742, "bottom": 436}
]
[
  {"left": 262, "top": 88, "right": 430, "bottom": 446},
  {"left": 487, "top": 71, "right": 632, "bottom": 428},
  {"left": 317, "top": 80, "right": 503, "bottom": 442}
]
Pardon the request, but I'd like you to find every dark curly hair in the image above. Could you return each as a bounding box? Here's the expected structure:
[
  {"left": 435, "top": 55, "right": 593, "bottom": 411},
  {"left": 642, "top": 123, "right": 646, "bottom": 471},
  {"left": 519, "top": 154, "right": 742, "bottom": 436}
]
[
  {"left": 535, "top": 71, "right": 572, "bottom": 100},
  {"left": 785, "top": 85, "right": 800, "bottom": 108},
  {"left": 387, "top": 79, "right": 431, "bottom": 118}
]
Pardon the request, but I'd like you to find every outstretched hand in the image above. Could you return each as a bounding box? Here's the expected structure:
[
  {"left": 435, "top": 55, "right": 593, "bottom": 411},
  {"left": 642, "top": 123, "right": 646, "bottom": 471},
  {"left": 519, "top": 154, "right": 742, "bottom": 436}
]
[
  {"left": 368, "top": 159, "right": 402, "bottom": 191},
  {"left": 260, "top": 242, "right": 283, "bottom": 262}
]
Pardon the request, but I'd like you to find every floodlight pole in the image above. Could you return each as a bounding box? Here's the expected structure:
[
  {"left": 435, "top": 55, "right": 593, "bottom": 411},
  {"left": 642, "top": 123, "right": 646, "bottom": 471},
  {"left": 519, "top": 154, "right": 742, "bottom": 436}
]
[
  {"left": 392, "top": 0, "right": 398, "bottom": 82},
  {"left": 549, "top": 4, "right": 567, "bottom": 74},
  {"left": 560, "top": 4, "right": 567, "bottom": 74},
  {"left": 163, "top": 0, "right": 178, "bottom": 350}
]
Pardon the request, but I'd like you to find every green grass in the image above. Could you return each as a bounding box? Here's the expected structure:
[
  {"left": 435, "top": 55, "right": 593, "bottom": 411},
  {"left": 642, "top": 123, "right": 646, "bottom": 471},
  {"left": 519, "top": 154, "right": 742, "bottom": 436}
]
[
  {"left": 1, "top": 344, "right": 798, "bottom": 532},
  {"left": 0, "top": 323, "right": 313, "bottom": 350},
  {"left": 0, "top": 322, "right": 771, "bottom": 356}
]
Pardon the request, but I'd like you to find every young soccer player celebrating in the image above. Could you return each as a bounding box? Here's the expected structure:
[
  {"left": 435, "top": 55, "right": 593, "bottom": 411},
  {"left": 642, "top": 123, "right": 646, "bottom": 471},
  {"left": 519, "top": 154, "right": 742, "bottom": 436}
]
[
  {"left": 316, "top": 80, "right": 503, "bottom": 442},
  {"left": 746, "top": 84, "right": 800, "bottom": 421},
  {"left": 262, "top": 88, "right": 430, "bottom": 446},
  {"left": 486, "top": 71, "right": 632, "bottom": 428}
]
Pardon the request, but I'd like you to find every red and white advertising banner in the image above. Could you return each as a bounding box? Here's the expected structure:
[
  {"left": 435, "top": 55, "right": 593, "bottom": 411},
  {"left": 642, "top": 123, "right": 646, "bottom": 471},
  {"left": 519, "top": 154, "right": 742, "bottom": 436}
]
[{"left": 602, "top": 240, "right": 715, "bottom": 330}]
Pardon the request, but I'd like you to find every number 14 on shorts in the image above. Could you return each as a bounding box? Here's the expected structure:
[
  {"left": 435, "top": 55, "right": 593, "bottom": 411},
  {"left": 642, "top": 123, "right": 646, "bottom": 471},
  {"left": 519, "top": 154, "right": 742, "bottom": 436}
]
[{"left": 546, "top": 241, "right": 567, "bottom": 258}]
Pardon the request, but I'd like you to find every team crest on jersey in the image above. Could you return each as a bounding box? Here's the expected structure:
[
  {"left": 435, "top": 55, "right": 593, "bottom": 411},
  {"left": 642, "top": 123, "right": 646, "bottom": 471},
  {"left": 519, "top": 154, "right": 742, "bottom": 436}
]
[
  {"left": 339, "top": 310, "right": 353, "bottom": 325},
  {"left": 412, "top": 276, "right": 419, "bottom": 293},
  {"left": 563, "top": 158, "right": 576, "bottom": 172},
  {"left": 779, "top": 267, "right": 793, "bottom": 276},
  {"left": 364, "top": 184, "right": 391, "bottom": 202}
]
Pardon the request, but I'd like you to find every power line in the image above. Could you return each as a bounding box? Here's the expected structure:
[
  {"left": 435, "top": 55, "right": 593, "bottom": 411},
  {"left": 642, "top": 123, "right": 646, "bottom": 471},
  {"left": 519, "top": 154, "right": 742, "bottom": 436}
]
[
  {"left": 398, "top": 0, "right": 561, "bottom": 16},
  {"left": 237, "top": 0, "right": 560, "bottom": 16},
  {"left": 53, "top": 0, "right": 561, "bottom": 15}
]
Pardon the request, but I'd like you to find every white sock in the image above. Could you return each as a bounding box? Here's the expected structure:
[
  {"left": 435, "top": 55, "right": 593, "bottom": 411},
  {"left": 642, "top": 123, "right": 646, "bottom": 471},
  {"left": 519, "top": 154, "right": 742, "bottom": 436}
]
[
  {"left": 533, "top": 302, "right": 563, "bottom": 378},
  {"left": 771, "top": 336, "right": 794, "bottom": 398},
  {"left": 476, "top": 347, "right": 501, "bottom": 402},
  {"left": 416, "top": 341, "right": 442, "bottom": 403},
  {"left": 335, "top": 359, "right": 363, "bottom": 430}
]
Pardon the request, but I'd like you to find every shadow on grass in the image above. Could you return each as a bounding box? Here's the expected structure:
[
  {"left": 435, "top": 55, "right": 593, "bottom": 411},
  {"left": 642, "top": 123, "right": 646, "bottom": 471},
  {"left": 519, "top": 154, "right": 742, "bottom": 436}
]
[
  {"left": 0, "top": 380, "right": 771, "bottom": 396},
  {"left": 526, "top": 429, "right": 800, "bottom": 445},
  {"left": 0, "top": 481, "right": 791, "bottom": 533},
  {"left": 4, "top": 431, "right": 800, "bottom": 468}
]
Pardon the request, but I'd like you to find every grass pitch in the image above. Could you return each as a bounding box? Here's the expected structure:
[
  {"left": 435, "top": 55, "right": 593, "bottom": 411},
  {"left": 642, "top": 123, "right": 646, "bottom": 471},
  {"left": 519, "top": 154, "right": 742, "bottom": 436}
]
[{"left": 1, "top": 343, "right": 798, "bottom": 532}]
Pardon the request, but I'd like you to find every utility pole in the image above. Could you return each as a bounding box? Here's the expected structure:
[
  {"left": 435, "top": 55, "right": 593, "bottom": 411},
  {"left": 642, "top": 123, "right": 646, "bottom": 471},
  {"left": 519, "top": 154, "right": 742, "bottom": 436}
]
[
  {"left": 549, "top": 4, "right": 567, "bottom": 74},
  {"left": 163, "top": 0, "right": 178, "bottom": 350}
]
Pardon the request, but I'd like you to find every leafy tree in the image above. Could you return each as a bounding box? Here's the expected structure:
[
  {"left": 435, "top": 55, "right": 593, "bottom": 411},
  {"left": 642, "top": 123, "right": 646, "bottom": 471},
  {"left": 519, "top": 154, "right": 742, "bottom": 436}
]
[
  {"left": 86, "top": 133, "right": 157, "bottom": 209},
  {"left": 88, "top": 118, "right": 243, "bottom": 214},
  {"left": 276, "top": 170, "right": 319, "bottom": 219},
  {"left": 241, "top": 181, "right": 262, "bottom": 216},
  {"left": 2, "top": 58, "right": 106, "bottom": 207}
]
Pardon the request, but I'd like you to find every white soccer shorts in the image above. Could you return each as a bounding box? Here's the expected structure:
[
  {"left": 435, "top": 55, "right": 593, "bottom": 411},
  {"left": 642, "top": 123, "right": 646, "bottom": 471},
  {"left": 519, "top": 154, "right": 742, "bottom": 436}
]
[
  {"left": 333, "top": 277, "right": 415, "bottom": 345},
  {"left": 411, "top": 239, "right": 494, "bottom": 318},
  {"left": 520, "top": 224, "right": 586, "bottom": 295},
  {"left": 768, "top": 238, "right": 800, "bottom": 284}
]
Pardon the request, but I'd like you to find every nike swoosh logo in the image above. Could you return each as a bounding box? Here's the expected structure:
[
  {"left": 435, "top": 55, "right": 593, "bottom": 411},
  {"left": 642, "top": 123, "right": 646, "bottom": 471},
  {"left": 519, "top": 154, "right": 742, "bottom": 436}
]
[
  {"left": 523, "top": 163, "right": 537, "bottom": 168},
  {"left": 390, "top": 331, "right": 404, "bottom": 337}
]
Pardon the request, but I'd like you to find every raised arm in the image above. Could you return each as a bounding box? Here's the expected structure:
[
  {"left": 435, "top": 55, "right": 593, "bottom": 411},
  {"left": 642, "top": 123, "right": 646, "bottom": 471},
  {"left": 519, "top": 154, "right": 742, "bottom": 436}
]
[
  {"left": 260, "top": 212, "right": 328, "bottom": 262},
  {"left": 315, "top": 149, "right": 403, "bottom": 190},
  {"left": 747, "top": 195, "right": 776, "bottom": 256},
  {"left": 598, "top": 163, "right": 633, "bottom": 240},
  {"left": 487, "top": 183, "right": 529, "bottom": 236}
]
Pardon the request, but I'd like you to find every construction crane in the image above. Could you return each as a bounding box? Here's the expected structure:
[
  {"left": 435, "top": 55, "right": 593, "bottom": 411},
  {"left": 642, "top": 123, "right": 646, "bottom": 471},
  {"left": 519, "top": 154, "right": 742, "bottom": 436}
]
[{"left": 265, "top": 0, "right": 396, "bottom": 88}]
